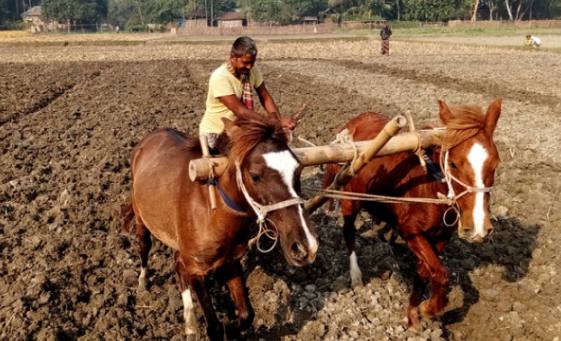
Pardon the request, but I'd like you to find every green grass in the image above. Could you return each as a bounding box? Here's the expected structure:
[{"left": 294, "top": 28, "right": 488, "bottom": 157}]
[
  {"left": 392, "top": 25, "right": 561, "bottom": 38},
  {"left": 0, "top": 40, "right": 148, "bottom": 47},
  {"left": 395, "top": 37, "right": 561, "bottom": 54}
]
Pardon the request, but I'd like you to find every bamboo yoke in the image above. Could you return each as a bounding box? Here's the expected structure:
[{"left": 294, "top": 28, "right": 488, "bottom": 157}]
[{"left": 189, "top": 114, "right": 447, "bottom": 214}]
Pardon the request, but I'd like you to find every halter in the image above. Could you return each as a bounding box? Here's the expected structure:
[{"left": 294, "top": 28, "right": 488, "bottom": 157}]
[
  {"left": 441, "top": 150, "right": 493, "bottom": 200},
  {"left": 439, "top": 149, "right": 493, "bottom": 227},
  {"left": 235, "top": 161, "right": 304, "bottom": 253}
]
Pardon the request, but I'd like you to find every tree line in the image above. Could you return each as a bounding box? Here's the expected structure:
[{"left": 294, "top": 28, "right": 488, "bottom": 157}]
[{"left": 1, "top": 0, "right": 560, "bottom": 30}]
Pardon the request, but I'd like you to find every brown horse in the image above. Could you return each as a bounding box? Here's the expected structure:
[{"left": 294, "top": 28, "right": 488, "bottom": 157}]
[
  {"left": 323, "top": 99, "right": 501, "bottom": 328},
  {"left": 122, "top": 117, "right": 318, "bottom": 340}
]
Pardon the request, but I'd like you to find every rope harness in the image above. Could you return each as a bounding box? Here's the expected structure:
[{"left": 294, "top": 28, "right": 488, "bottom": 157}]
[
  {"left": 320, "top": 129, "right": 494, "bottom": 228},
  {"left": 235, "top": 162, "right": 304, "bottom": 253}
]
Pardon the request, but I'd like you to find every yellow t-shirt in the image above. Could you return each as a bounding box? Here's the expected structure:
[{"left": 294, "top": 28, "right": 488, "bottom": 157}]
[{"left": 200, "top": 63, "right": 264, "bottom": 134}]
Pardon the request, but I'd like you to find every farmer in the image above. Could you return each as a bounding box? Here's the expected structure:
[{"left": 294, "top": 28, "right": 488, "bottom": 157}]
[
  {"left": 380, "top": 24, "right": 392, "bottom": 55},
  {"left": 199, "top": 36, "right": 295, "bottom": 156},
  {"left": 525, "top": 34, "right": 541, "bottom": 48}
]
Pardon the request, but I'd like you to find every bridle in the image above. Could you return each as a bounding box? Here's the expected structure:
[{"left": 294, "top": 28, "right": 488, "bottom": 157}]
[
  {"left": 235, "top": 161, "right": 304, "bottom": 252},
  {"left": 439, "top": 148, "right": 493, "bottom": 227}
]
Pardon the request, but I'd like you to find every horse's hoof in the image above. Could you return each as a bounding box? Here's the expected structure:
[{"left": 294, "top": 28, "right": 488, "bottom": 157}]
[
  {"left": 419, "top": 301, "right": 433, "bottom": 319},
  {"left": 419, "top": 300, "right": 444, "bottom": 319},
  {"left": 136, "top": 283, "right": 146, "bottom": 294},
  {"left": 407, "top": 307, "right": 421, "bottom": 331},
  {"left": 350, "top": 268, "right": 363, "bottom": 287},
  {"left": 137, "top": 270, "right": 148, "bottom": 292},
  {"left": 351, "top": 275, "right": 363, "bottom": 288},
  {"left": 350, "top": 254, "right": 363, "bottom": 287},
  {"left": 137, "top": 278, "right": 148, "bottom": 293},
  {"left": 184, "top": 309, "right": 199, "bottom": 336},
  {"left": 237, "top": 308, "right": 255, "bottom": 331},
  {"left": 185, "top": 325, "right": 198, "bottom": 336}
]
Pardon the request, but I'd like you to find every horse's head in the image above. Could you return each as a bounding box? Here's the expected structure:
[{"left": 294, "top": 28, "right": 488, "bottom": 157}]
[
  {"left": 224, "top": 117, "right": 318, "bottom": 266},
  {"left": 439, "top": 99, "right": 502, "bottom": 242}
]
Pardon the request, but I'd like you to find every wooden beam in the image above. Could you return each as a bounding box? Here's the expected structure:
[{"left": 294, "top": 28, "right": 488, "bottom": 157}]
[
  {"left": 188, "top": 122, "right": 444, "bottom": 183},
  {"left": 304, "top": 115, "right": 408, "bottom": 213}
]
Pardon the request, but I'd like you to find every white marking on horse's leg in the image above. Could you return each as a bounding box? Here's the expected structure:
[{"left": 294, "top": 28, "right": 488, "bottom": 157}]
[
  {"left": 182, "top": 289, "right": 198, "bottom": 335},
  {"left": 467, "top": 143, "right": 489, "bottom": 239},
  {"left": 349, "top": 251, "right": 363, "bottom": 287},
  {"left": 138, "top": 267, "right": 147, "bottom": 291},
  {"left": 263, "top": 151, "right": 319, "bottom": 255}
]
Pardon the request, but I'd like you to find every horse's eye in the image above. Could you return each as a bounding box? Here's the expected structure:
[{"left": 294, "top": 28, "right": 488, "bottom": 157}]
[
  {"left": 450, "top": 162, "right": 457, "bottom": 169},
  {"left": 250, "top": 173, "right": 261, "bottom": 182}
]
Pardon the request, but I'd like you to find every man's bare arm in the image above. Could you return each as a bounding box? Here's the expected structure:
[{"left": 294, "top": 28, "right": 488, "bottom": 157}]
[
  {"left": 218, "top": 95, "right": 263, "bottom": 121},
  {"left": 256, "top": 83, "right": 295, "bottom": 129},
  {"left": 255, "top": 83, "right": 280, "bottom": 119}
]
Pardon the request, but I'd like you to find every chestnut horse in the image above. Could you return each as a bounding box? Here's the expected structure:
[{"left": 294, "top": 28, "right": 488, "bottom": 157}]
[
  {"left": 122, "top": 117, "right": 318, "bottom": 340},
  {"left": 323, "top": 99, "right": 501, "bottom": 328}
]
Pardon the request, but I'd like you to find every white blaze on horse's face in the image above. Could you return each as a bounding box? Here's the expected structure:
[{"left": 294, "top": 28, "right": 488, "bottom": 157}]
[
  {"left": 467, "top": 142, "right": 489, "bottom": 240},
  {"left": 262, "top": 150, "right": 319, "bottom": 256}
]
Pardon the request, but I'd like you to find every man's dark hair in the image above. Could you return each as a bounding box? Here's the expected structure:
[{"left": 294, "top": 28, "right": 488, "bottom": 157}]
[{"left": 231, "top": 36, "right": 257, "bottom": 57}]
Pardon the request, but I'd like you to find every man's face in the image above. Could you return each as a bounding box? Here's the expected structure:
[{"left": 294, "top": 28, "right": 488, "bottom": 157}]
[{"left": 230, "top": 53, "right": 256, "bottom": 77}]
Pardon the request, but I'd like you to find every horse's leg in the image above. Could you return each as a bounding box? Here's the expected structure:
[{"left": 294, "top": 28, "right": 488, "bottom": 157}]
[
  {"left": 341, "top": 199, "right": 362, "bottom": 287},
  {"left": 175, "top": 254, "right": 223, "bottom": 340},
  {"left": 134, "top": 216, "right": 152, "bottom": 291},
  {"left": 223, "top": 261, "right": 254, "bottom": 331},
  {"left": 407, "top": 261, "right": 430, "bottom": 330},
  {"left": 174, "top": 252, "right": 199, "bottom": 337},
  {"left": 405, "top": 234, "right": 449, "bottom": 318}
]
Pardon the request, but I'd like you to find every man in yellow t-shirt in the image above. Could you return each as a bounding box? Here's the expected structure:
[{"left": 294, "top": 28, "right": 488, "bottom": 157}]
[{"left": 199, "top": 36, "right": 295, "bottom": 155}]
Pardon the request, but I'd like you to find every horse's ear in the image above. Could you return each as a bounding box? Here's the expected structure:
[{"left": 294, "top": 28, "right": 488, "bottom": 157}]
[
  {"left": 484, "top": 98, "right": 502, "bottom": 136},
  {"left": 438, "top": 100, "right": 452, "bottom": 125},
  {"left": 222, "top": 118, "right": 240, "bottom": 138}
]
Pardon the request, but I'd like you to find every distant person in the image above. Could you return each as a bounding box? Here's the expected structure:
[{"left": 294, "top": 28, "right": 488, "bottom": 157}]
[
  {"left": 525, "top": 34, "right": 541, "bottom": 48},
  {"left": 380, "top": 24, "right": 392, "bottom": 55},
  {"left": 115, "top": 25, "right": 120, "bottom": 33}
]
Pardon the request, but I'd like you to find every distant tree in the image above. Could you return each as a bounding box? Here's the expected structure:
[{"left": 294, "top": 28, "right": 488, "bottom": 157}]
[
  {"left": 471, "top": 0, "right": 480, "bottom": 19},
  {"left": 244, "top": 0, "right": 295, "bottom": 23},
  {"left": 285, "top": 0, "right": 328, "bottom": 16},
  {"left": 1, "top": 0, "right": 41, "bottom": 28},
  {"left": 501, "top": 0, "right": 560, "bottom": 20},
  {"left": 0, "top": 0, "right": 16, "bottom": 27},
  {"left": 185, "top": 0, "right": 204, "bottom": 18},
  {"left": 503, "top": 0, "right": 529, "bottom": 20},
  {"left": 144, "top": 0, "right": 186, "bottom": 23},
  {"left": 529, "top": 0, "right": 561, "bottom": 18},
  {"left": 107, "top": 0, "right": 137, "bottom": 26},
  {"left": 215, "top": 0, "right": 237, "bottom": 14},
  {"left": 42, "top": 0, "right": 108, "bottom": 25},
  {"left": 481, "top": 0, "right": 500, "bottom": 19},
  {"left": 403, "top": 0, "right": 471, "bottom": 21},
  {"left": 325, "top": 0, "right": 352, "bottom": 24}
]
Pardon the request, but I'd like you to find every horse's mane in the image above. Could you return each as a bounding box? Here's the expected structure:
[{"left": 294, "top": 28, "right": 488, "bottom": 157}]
[
  {"left": 442, "top": 105, "right": 485, "bottom": 151},
  {"left": 228, "top": 117, "right": 287, "bottom": 163}
]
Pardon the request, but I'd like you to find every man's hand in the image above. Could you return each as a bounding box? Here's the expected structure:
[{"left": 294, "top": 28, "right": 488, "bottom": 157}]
[{"left": 280, "top": 116, "right": 296, "bottom": 130}]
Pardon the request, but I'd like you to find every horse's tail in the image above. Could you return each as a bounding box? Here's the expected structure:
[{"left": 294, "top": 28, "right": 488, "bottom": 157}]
[
  {"left": 322, "top": 163, "right": 342, "bottom": 212},
  {"left": 121, "top": 201, "right": 136, "bottom": 234}
]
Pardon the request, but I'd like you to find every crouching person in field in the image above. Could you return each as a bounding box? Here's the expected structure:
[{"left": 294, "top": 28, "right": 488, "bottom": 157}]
[{"left": 525, "top": 34, "right": 541, "bottom": 48}]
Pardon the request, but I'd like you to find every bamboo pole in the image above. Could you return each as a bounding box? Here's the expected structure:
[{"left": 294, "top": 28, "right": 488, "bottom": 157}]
[
  {"left": 189, "top": 126, "right": 443, "bottom": 183},
  {"left": 304, "top": 115, "right": 407, "bottom": 213}
]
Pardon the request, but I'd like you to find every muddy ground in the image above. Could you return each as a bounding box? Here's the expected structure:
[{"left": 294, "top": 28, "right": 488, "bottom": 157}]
[{"left": 1, "top": 36, "right": 560, "bottom": 340}]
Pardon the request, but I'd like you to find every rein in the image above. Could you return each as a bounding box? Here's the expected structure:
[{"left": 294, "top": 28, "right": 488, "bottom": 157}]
[
  {"left": 316, "top": 147, "right": 494, "bottom": 228},
  {"left": 234, "top": 162, "right": 304, "bottom": 253}
]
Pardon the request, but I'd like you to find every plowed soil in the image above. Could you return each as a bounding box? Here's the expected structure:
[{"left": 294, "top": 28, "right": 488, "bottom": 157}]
[{"left": 1, "top": 35, "right": 560, "bottom": 340}]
